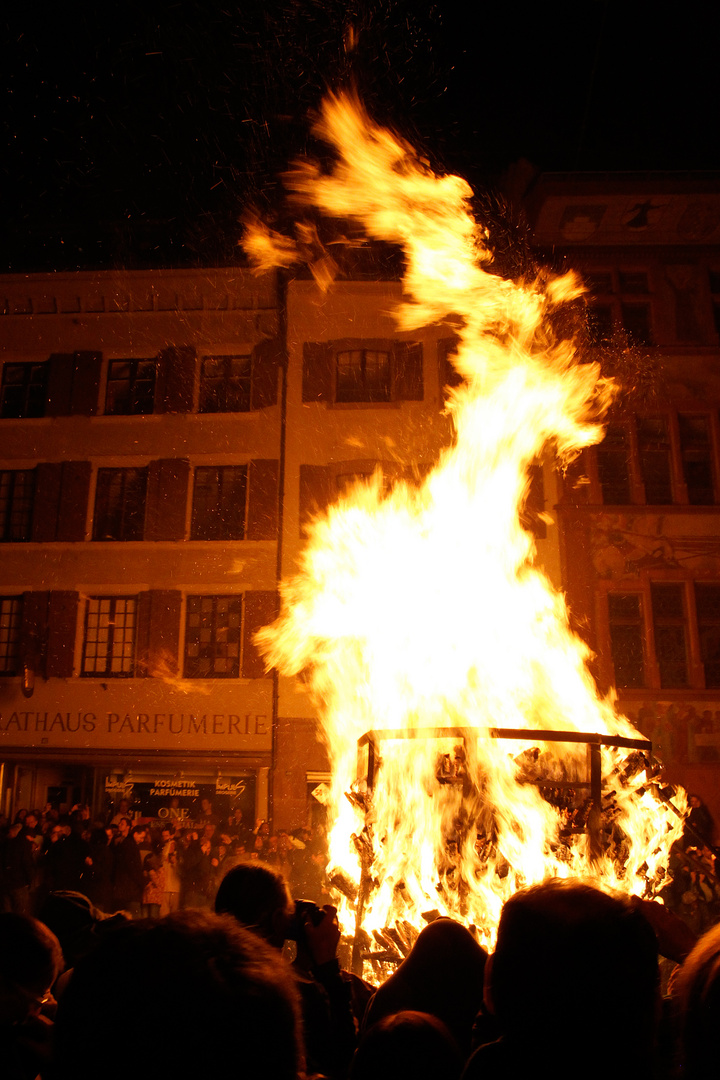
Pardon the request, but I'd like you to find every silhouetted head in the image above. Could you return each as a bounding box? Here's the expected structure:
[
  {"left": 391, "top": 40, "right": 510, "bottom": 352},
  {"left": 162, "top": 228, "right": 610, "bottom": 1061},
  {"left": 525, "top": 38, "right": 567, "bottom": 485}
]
[
  {"left": 215, "top": 861, "right": 293, "bottom": 946},
  {"left": 674, "top": 923, "right": 720, "bottom": 1079},
  {"left": 54, "top": 910, "right": 302, "bottom": 1080},
  {"left": 352, "top": 1010, "right": 463, "bottom": 1080}
]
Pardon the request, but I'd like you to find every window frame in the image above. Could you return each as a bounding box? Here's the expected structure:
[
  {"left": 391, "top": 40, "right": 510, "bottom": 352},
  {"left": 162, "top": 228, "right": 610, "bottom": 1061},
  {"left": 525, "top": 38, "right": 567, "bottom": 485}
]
[
  {"left": 335, "top": 347, "right": 392, "bottom": 404},
  {"left": 183, "top": 594, "right": 243, "bottom": 679},
  {"left": 81, "top": 596, "right": 138, "bottom": 678},
  {"left": 104, "top": 358, "right": 157, "bottom": 416},
  {"left": 0, "top": 469, "right": 35, "bottom": 541},
  {"left": 587, "top": 410, "right": 720, "bottom": 507},
  {"left": 0, "top": 595, "right": 23, "bottom": 675},
  {"left": 603, "top": 579, "right": 720, "bottom": 692},
  {"left": 585, "top": 269, "right": 654, "bottom": 346},
  {"left": 92, "top": 467, "right": 148, "bottom": 541},
  {"left": 198, "top": 355, "right": 252, "bottom": 414},
  {"left": 190, "top": 465, "right": 248, "bottom": 541},
  {"left": 0, "top": 362, "right": 48, "bottom": 419}
]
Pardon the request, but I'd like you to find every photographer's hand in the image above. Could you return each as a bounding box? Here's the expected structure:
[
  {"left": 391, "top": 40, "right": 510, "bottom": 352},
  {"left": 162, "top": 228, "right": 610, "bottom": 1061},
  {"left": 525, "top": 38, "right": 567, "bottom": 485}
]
[{"left": 304, "top": 905, "right": 340, "bottom": 967}]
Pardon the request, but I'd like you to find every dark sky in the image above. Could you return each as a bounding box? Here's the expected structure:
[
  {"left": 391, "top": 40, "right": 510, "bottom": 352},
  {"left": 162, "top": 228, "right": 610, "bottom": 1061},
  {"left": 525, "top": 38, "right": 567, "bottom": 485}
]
[{"left": 2, "top": 1, "right": 718, "bottom": 271}]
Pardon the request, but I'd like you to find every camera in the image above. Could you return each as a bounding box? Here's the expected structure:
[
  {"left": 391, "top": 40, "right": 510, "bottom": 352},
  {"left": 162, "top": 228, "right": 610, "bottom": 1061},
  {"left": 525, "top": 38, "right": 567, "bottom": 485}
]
[{"left": 285, "top": 899, "right": 325, "bottom": 941}]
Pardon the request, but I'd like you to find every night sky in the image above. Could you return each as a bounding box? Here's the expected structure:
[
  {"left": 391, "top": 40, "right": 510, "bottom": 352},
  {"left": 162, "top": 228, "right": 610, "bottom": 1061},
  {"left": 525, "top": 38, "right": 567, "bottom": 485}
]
[{"left": 2, "top": 1, "right": 718, "bottom": 271}]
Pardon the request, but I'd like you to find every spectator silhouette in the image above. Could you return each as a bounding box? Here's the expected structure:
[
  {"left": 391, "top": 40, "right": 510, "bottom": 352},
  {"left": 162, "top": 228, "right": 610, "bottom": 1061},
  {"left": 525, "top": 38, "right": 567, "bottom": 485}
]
[
  {"left": 53, "top": 910, "right": 302, "bottom": 1080},
  {"left": 463, "top": 878, "right": 659, "bottom": 1080},
  {"left": 351, "top": 1010, "right": 463, "bottom": 1080},
  {"left": 363, "top": 918, "right": 487, "bottom": 1056},
  {"left": 673, "top": 922, "right": 720, "bottom": 1080}
]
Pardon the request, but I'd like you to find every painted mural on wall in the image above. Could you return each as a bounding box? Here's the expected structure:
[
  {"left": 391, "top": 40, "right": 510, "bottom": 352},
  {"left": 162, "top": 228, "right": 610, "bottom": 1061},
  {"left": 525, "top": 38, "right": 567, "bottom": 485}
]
[
  {"left": 621, "top": 699, "right": 720, "bottom": 766},
  {"left": 590, "top": 513, "right": 720, "bottom": 580}
]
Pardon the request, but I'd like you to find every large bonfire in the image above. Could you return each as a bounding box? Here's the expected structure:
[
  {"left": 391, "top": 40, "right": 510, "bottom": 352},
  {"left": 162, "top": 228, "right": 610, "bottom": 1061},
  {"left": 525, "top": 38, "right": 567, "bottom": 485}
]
[{"left": 247, "top": 93, "right": 686, "bottom": 973}]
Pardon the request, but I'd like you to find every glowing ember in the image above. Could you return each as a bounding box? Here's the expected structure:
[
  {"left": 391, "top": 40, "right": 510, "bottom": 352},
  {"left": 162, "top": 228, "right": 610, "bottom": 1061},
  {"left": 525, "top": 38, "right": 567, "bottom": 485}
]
[{"left": 248, "top": 93, "right": 686, "bottom": 971}]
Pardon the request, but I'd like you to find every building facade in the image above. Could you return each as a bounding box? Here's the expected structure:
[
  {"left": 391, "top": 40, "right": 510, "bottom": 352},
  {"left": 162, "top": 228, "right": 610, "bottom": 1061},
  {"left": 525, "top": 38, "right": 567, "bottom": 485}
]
[
  {"left": 0, "top": 269, "right": 281, "bottom": 825},
  {"left": 2, "top": 170, "right": 718, "bottom": 827},
  {"left": 527, "top": 172, "right": 720, "bottom": 815}
]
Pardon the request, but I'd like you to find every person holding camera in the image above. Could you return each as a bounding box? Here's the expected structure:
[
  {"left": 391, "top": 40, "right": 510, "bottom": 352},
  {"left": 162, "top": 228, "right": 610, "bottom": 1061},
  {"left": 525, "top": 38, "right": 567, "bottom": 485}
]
[{"left": 215, "top": 861, "right": 357, "bottom": 1078}]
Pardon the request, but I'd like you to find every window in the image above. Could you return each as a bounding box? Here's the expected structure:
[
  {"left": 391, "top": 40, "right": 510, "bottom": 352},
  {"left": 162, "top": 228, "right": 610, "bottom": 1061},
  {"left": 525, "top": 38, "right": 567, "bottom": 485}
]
[
  {"left": 650, "top": 583, "right": 688, "bottom": 688},
  {"left": 93, "top": 468, "right": 147, "bottom": 541},
  {"left": 0, "top": 470, "right": 34, "bottom": 541},
  {"left": 184, "top": 595, "right": 242, "bottom": 678},
  {"left": 199, "top": 356, "right": 252, "bottom": 413},
  {"left": 336, "top": 349, "right": 391, "bottom": 403},
  {"left": 597, "top": 423, "right": 632, "bottom": 504},
  {"left": 591, "top": 411, "right": 719, "bottom": 507},
  {"left": 0, "top": 596, "right": 22, "bottom": 675},
  {"left": 105, "top": 359, "right": 156, "bottom": 415},
  {"left": 585, "top": 270, "right": 653, "bottom": 345},
  {"left": 607, "top": 582, "right": 720, "bottom": 692},
  {"left": 678, "top": 414, "right": 715, "bottom": 505},
  {"left": 608, "top": 594, "right": 645, "bottom": 689},
  {"left": 709, "top": 269, "right": 720, "bottom": 337},
  {"left": 695, "top": 584, "right": 720, "bottom": 689},
  {"left": 82, "top": 597, "right": 137, "bottom": 677},
  {"left": 190, "top": 466, "right": 247, "bottom": 540},
  {"left": 636, "top": 417, "right": 672, "bottom": 504},
  {"left": 0, "top": 362, "right": 47, "bottom": 419}
]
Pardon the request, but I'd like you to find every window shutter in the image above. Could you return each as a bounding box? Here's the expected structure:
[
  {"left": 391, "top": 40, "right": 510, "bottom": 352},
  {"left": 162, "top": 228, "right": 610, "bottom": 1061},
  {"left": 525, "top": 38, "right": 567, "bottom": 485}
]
[
  {"left": 250, "top": 338, "right": 281, "bottom": 409},
  {"left": 302, "top": 342, "right": 334, "bottom": 402},
  {"left": 245, "top": 460, "right": 279, "bottom": 540},
  {"left": 46, "top": 591, "right": 79, "bottom": 678},
  {"left": 57, "top": 461, "right": 91, "bottom": 541},
  {"left": 135, "top": 590, "right": 182, "bottom": 677},
  {"left": 155, "top": 346, "right": 196, "bottom": 413},
  {"left": 31, "top": 464, "right": 62, "bottom": 541},
  {"left": 20, "top": 591, "right": 49, "bottom": 676},
  {"left": 392, "top": 341, "right": 424, "bottom": 401},
  {"left": 145, "top": 459, "right": 190, "bottom": 540},
  {"left": 242, "top": 591, "right": 279, "bottom": 678},
  {"left": 45, "top": 354, "right": 75, "bottom": 417},
  {"left": 437, "top": 337, "right": 464, "bottom": 397},
  {"left": 298, "top": 464, "right": 334, "bottom": 533},
  {"left": 71, "top": 352, "right": 102, "bottom": 415}
]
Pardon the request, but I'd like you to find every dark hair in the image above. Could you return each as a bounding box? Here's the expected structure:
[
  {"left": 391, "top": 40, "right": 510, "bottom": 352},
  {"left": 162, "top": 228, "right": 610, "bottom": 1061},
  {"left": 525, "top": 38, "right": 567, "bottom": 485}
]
[
  {"left": 674, "top": 923, "right": 720, "bottom": 1079},
  {"left": 54, "top": 911, "right": 302, "bottom": 1080},
  {"left": 0, "top": 912, "right": 64, "bottom": 991},
  {"left": 488, "top": 878, "right": 658, "bottom": 1073},
  {"left": 352, "top": 1011, "right": 463, "bottom": 1080},
  {"left": 215, "top": 862, "right": 293, "bottom": 942}
]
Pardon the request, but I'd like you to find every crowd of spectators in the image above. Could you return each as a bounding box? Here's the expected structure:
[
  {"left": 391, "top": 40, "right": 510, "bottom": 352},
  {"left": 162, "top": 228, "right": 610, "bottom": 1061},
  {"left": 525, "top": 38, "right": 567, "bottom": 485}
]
[
  {"left": 2, "top": 869, "right": 719, "bottom": 1080},
  {"left": 0, "top": 799, "right": 329, "bottom": 919},
  {"left": 3, "top": 796, "right": 720, "bottom": 1080}
]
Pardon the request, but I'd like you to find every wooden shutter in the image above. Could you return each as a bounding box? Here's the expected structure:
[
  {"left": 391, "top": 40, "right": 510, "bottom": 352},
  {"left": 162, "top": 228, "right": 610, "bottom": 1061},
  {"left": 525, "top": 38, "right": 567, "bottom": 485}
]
[
  {"left": 45, "top": 354, "right": 75, "bottom": 417},
  {"left": 135, "top": 590, "right": 182, "bottom": 677},
  {"left": 31, "top": 464, "right": 62, "bottom": 542},
  {"left": 242, "top": 591, "right": 279, "bottom": 678},
  {"left": 57, "top": 461, "right": 91, "bottom": 541},
  {"left": 245, "top": 460, "right": 279, "bottom": 540},
  {"left": 155, "top": 346, "right": 196, "bottom": 413},
  {"left": 250, "top": 338, "right": 281, "bottom": 409},
  {"left": 145, "top": 459, "right": 190, "bottom": 540},
  {"left": 46, "top": 591, "right": 79, "bottom": 678},
  {"left": 70, "top": 352, "right": 102, "bottom": 415},
  {"left": 298, "top": 464, "right": 334, "bottom": 533},
  {"left": 20, "top": 591, "right": 49, "bottom": 675},
  {"left": 302, "top": 342, "right": 334, "bottom": 402},
  {"left": 392, "top": 341, "right": 424, "bottom": 401}
]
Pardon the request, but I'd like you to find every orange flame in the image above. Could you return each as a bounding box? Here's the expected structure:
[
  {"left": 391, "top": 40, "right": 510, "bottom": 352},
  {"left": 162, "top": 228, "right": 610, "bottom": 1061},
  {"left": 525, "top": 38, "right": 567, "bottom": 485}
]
[{"left": 250, "top": 93, "right": 686, "bottom": 967}]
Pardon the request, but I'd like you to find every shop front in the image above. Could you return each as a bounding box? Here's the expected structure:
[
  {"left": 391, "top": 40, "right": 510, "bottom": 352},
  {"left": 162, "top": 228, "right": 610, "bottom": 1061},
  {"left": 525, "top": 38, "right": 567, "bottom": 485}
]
[{"left": 0, "top": 677, "right": 273, "bottom": 824}]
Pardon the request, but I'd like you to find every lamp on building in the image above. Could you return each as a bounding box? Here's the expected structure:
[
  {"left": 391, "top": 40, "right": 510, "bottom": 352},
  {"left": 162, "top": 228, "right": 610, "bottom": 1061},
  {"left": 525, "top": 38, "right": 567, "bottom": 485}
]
[{"left": 21, "top": 661, "right": 35, "bottom": 698}]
